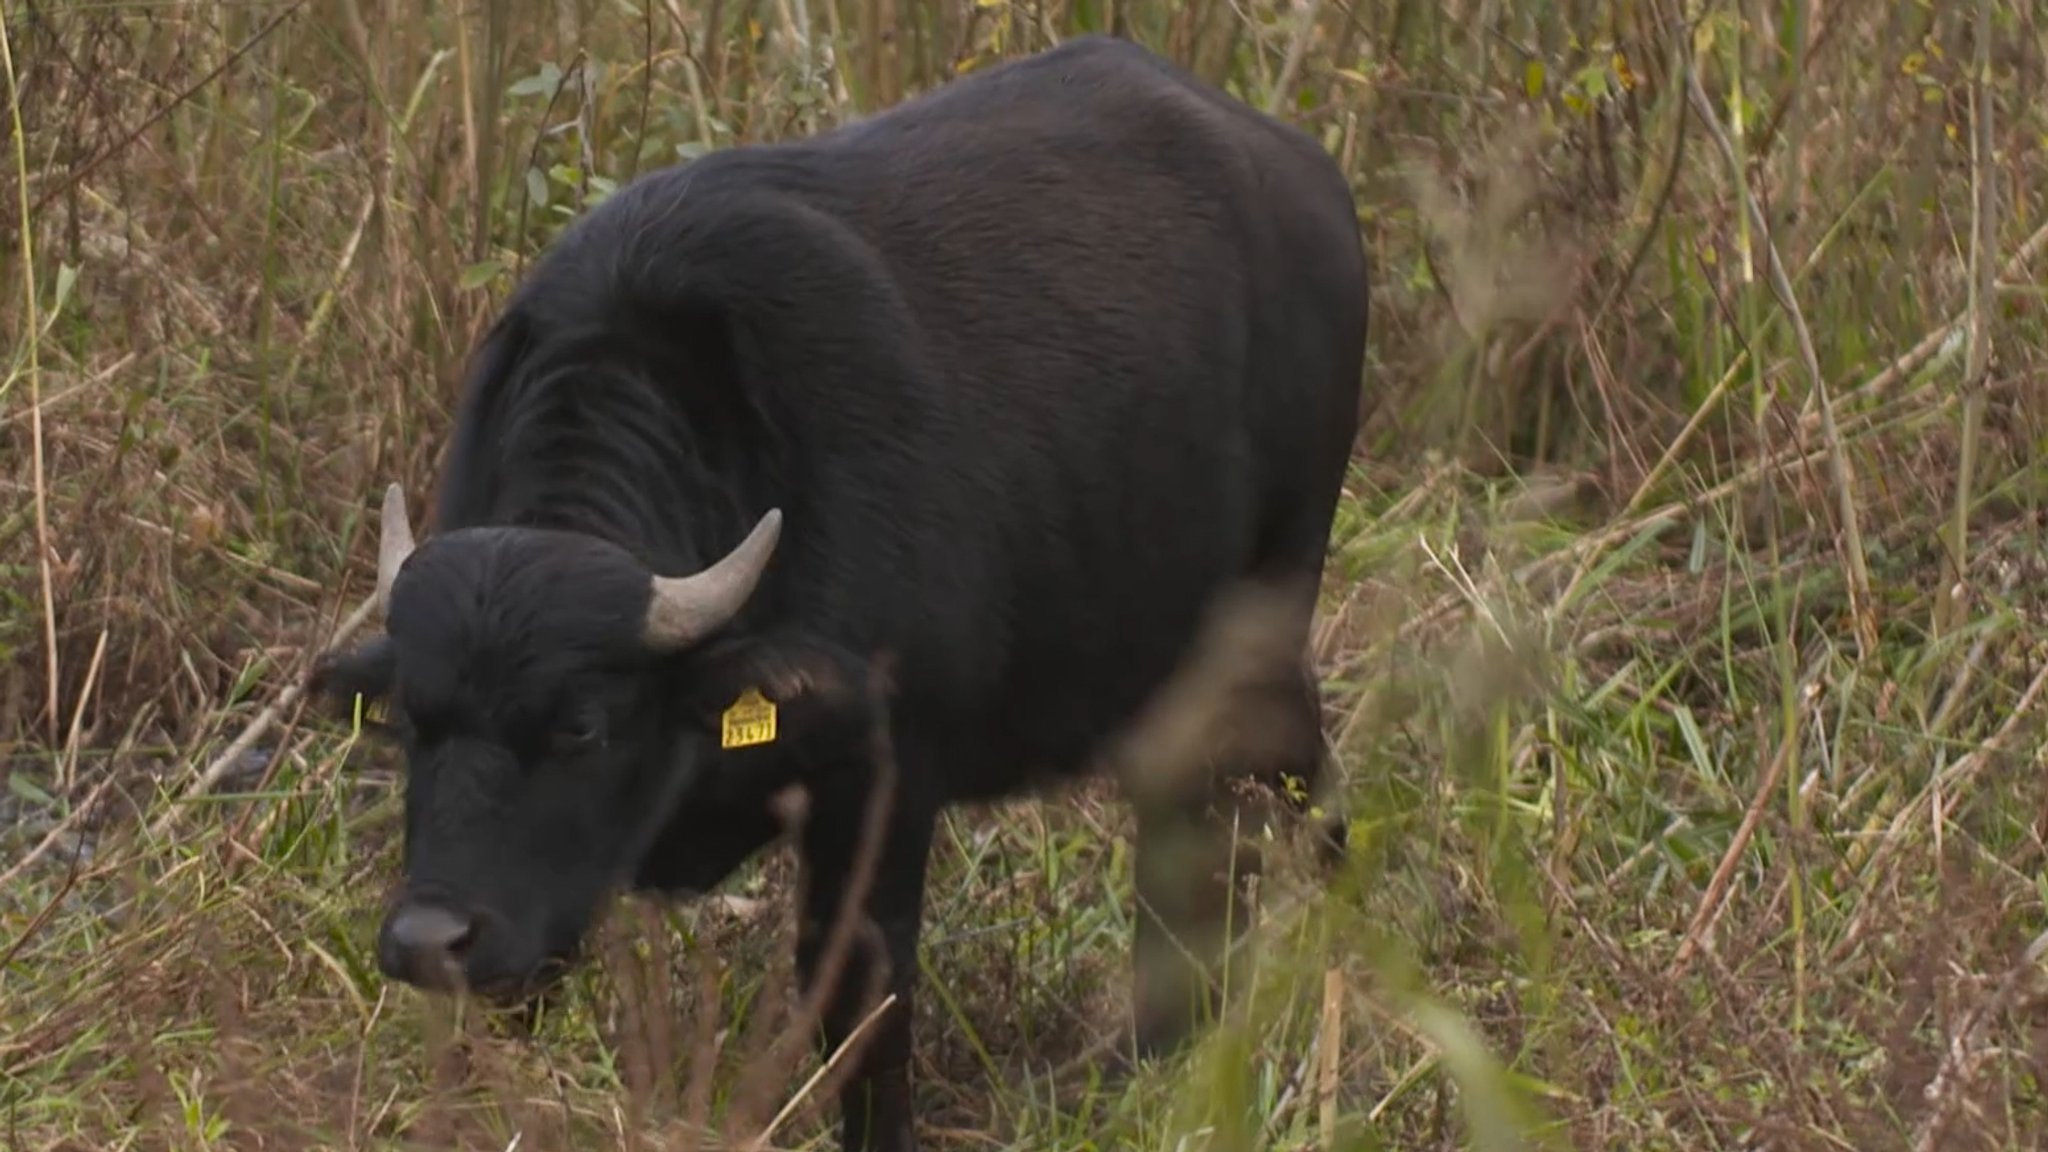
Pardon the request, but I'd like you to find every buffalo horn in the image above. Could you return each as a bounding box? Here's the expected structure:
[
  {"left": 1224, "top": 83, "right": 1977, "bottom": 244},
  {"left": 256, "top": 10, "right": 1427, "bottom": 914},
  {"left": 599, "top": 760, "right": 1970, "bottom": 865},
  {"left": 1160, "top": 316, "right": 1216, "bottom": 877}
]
[
  {"left": 377, "top": 483, "right": 418, "bottom": 616},
  {"left": 641, "top": 509, "right": 783, "bottom": 650}
]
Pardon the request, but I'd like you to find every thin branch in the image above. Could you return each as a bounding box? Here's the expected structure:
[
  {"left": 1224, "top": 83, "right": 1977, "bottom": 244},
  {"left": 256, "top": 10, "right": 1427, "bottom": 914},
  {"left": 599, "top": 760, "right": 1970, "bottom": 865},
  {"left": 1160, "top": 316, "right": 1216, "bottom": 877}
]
[{"left": 746, "top": 992, "right": 899, "bottom": 1150}]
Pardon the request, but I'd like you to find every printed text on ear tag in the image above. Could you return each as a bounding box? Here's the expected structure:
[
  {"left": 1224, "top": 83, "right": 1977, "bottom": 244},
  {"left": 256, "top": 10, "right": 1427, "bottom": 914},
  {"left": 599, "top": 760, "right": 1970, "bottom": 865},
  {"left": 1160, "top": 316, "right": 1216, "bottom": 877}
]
[{"left": 721, "top": 688, "right": 778, "bottom": 749}]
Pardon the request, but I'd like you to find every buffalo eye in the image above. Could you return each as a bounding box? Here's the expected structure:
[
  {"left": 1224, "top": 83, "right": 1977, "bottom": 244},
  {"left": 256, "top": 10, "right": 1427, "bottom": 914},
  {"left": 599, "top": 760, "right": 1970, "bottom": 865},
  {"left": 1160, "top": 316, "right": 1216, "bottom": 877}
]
[{"left": 550, "top": 704, "right": 607, "bottom": 755}]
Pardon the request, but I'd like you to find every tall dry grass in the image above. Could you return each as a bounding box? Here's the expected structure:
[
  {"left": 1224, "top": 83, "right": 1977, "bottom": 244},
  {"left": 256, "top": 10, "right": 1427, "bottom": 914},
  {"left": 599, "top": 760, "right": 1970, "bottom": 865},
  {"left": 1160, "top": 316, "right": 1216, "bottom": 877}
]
[{"left": 4, "top": 0, "right": 2047, "bottom": 1149}]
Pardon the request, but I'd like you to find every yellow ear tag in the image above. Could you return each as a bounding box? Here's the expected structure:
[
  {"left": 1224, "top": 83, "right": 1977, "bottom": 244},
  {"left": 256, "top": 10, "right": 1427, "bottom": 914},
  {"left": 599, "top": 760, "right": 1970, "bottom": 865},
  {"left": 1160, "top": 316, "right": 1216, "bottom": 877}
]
[{"left": 720, "top": 688, "right": 778, "bottom": 749}]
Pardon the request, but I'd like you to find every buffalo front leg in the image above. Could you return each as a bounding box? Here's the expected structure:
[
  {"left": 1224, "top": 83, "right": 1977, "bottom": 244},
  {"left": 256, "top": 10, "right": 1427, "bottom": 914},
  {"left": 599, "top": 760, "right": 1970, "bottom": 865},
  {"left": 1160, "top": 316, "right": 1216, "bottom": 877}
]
[
  {"left": 1131, "top": 783, "right": 1248, "bottom": 1060},
  {"left": 794, "top": 781, "right": 935, "bottom": 1152},
  {"left": 1130, "top": 651, "right": 1337, "bottom": 1061}
]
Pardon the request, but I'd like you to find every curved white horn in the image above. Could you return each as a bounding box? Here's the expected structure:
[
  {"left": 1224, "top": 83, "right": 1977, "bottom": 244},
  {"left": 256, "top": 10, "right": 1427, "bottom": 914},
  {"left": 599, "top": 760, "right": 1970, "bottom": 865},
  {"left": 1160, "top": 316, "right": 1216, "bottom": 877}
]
[
  {"left": 376, "top": 483, "right": 418, "bottom": 616},
  {"left": 642, "top": 509, "right": 784, "bottom": 650}
]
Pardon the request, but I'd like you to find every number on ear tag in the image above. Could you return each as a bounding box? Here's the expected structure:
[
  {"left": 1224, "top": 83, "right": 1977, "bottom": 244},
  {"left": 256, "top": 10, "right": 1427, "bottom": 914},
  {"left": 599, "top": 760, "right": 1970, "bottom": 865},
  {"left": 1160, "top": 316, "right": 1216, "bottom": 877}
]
[{"left": 720, "top": 688, "right": 778, "bottom": 749}]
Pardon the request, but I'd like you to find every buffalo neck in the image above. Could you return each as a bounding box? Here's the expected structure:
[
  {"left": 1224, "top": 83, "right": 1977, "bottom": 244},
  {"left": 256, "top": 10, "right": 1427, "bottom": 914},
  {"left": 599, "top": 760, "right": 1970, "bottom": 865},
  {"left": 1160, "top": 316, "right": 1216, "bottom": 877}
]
[{"left": 453, "top": 344, "right": 780, "bottom": 579}]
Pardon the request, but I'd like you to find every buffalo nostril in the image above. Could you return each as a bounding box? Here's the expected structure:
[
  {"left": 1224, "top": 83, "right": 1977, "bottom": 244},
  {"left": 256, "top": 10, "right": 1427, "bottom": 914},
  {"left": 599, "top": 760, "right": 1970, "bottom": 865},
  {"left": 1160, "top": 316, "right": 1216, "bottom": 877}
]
[{"left": 385, "top": 901, "right": 476, "bottom": 988}]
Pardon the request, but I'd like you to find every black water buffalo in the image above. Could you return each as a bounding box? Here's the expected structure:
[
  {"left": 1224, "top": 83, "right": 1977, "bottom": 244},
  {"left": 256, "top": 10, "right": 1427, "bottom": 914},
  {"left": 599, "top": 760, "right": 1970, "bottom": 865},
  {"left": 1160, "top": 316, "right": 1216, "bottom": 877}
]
[{"left": 312, "top": 33, "right": 1367, "bottom": 1152}]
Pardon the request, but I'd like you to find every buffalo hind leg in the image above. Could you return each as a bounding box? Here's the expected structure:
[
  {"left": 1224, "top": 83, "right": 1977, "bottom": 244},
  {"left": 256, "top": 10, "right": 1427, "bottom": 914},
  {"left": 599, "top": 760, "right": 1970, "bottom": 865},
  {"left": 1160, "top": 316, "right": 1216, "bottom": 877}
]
[
  {"left": 1131, "top": 648, "right": 1340, "bottom": 1062},
  {"left": 794, "top": 779, "right": 935, "bottom": 1152}
]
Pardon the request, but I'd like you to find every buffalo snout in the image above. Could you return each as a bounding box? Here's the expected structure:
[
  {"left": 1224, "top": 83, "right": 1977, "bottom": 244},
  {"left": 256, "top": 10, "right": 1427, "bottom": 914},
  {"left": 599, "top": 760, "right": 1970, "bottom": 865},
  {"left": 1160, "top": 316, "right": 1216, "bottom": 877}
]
[{"left": 378, "top": 897, "right": 478, "bottom": 992}]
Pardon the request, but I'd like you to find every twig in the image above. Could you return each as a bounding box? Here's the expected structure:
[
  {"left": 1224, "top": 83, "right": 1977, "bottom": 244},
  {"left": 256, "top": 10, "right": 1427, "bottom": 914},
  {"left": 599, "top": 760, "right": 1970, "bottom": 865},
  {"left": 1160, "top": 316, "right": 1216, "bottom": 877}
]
[
  {"left": 1680, "top": 43, "right": 1874, "bottom": 659},
  {"left": 1669, "top": 671, "right": 1810, "bottom": 978},
  {"left": 145, "top": 593, "right": 380, "bottom": 842},
  {"left": 0, "top": 830, "right": 88, "bottom": 972},
  {"left": 746, "top": 992, "right": 899, "bottom": 1150},
  {"left": 57, "top": 628, "right": 108, "bottom": 793}
]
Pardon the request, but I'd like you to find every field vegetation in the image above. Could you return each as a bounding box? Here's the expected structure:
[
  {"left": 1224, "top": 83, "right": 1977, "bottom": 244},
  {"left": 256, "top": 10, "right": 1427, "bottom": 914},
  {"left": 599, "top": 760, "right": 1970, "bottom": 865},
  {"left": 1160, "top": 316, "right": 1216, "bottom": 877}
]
[{"left": 3, "top": 0, "right": 2046, "bottom": 1148}]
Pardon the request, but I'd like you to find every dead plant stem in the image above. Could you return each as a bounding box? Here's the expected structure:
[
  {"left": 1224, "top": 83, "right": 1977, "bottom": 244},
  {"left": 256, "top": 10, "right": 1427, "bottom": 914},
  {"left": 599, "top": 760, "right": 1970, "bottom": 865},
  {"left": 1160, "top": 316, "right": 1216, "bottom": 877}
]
[
  {"left": 1669, "top": 665, "right": 1811, "bottom": 978},
  {"left": 1935, "top": 0, "right": 1998, "bottom": 638},
  {"left": 0, "top": 9, "right": 59, "bottom": 747},
  {"left": 1681, "top": 51, "right": 1874, "bottom": 659}
]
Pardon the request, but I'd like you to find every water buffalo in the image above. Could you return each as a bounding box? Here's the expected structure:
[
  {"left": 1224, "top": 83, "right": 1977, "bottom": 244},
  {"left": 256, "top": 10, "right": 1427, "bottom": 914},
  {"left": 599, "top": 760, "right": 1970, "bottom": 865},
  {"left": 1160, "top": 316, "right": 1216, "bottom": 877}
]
[{"left": 313, "top": 33, "right": 1367, "bottom": 1152}]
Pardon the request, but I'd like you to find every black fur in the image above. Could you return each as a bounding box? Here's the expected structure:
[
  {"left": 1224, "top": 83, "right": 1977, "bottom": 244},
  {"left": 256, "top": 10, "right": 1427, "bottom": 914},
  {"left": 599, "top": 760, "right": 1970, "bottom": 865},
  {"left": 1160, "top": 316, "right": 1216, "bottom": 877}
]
[{"left": 315, "top": 35, "right": 1368, "bottom": 1152}]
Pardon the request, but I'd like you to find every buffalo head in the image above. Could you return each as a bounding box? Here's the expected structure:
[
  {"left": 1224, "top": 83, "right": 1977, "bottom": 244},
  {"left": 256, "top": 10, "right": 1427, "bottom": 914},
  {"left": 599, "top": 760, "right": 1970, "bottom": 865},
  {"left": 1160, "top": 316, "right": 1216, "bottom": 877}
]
[{"left": 314, "top": 484, "right": 791, "bottom": 1004}]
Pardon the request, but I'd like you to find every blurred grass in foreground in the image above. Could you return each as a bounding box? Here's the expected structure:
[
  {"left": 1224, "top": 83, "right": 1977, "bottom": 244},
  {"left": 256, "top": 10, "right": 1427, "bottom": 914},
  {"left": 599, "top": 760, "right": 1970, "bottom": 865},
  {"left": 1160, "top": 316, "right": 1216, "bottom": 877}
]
[{"left": 4, "top": 0, "right": 2048, "bottom": 1148}]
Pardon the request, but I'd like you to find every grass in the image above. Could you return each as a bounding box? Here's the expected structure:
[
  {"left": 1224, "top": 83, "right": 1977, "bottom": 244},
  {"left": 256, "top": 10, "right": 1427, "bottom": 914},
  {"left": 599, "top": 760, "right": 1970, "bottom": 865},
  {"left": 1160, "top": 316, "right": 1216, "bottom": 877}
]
[{"left": 4, "top": 0, "right": 2048, "bottom": 1148}]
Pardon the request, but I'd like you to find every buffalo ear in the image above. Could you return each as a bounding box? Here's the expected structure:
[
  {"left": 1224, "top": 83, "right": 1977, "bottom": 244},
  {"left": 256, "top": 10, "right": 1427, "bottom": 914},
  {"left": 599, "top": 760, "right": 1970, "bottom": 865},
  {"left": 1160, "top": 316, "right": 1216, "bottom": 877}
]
[
  {"left": 682, "top": 630, "right": 869, "bottom": 723},
  {"left": 308, "top": 635, "right": 398, "bottom": 720}
]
